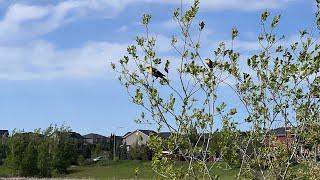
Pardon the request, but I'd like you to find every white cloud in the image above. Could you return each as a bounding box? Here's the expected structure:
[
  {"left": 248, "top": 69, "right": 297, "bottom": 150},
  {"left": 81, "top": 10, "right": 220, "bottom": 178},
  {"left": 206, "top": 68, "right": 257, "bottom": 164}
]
[
  {"left": 0, "top": 1, "right": 123, "bottom": 43},
  {"left": 0, "top": 0, "right": 296, "bottom": 43},
  {"left": 132, "top": 0, "right": 296, "bottom": 11},
  {"left": 0, "top": 40, "right": 128, "bottom": 80},
  {"left": 197, "top": 0, "right": 296, "bottom": 11},
  {"left": 0, "top": 0, "right": 299, "bottom": 80}
]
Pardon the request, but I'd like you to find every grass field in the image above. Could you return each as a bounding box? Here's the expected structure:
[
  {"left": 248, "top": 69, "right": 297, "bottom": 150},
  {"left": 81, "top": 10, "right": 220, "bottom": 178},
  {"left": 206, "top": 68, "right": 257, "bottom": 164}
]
[
  {"left": 0, "top": 161, "right": 239, "bottom": 179},
  {"left": 66, "top": 160, "right": 156, "bottom": 179},
  {"left": 65, "top": 161, "right": 239, "bottom": 179}
]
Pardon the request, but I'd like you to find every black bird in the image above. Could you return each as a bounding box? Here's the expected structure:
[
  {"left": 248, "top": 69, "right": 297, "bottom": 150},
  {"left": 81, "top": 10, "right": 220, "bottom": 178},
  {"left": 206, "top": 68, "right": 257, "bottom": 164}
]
[
  {"left": 199, "top": 21, "right": 205, "bottom": 30},
  {"left": 147, "top": 66, "right": 165, "bottom": 79},
  {"left": 205, "top": 58, "right": 213, "bottom": 69}
]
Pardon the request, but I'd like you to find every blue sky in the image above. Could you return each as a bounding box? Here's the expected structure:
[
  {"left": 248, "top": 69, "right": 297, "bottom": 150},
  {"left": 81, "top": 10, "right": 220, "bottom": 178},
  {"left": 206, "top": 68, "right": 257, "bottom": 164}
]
[{"left": 0, "top": 0, "right": 316, "bottom": 136}]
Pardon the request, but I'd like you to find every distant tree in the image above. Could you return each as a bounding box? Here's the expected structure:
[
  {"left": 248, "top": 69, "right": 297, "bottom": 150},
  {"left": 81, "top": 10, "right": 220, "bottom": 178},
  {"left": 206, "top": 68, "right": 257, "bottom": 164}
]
[
  {"left": 129, "top": 142, "right": 152, "bottom": 160},
  {"left": 77, "top": 155, "right": 85, "bottom": 166},
  {"left": 6, "top": 132, "right": 28, "bottom": 175},
  {"left": 21, "top": 140, "right": 39, "bottom": 177},
  {"left": 38, "top": 140, "right": 52, "bottom": 177},
  {"left": 6, "top": 125, "right": 74, "bottom": 177},
  {"left": 0, "top": 144, "right": 7, "bottom": 165},
  {"left": 92, "top": 143, "right": 103, "bottom": 157},
  {"left": 119, "top": 144, "right": 128, "bottom": 160},
  {"left": 52, "top": 131, "right": 73, "bottom": 174}
]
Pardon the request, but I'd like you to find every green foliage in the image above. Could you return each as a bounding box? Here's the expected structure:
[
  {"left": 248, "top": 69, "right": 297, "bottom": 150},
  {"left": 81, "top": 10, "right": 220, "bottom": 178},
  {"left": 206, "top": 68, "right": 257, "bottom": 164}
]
[
  {"left": 38, "top": 140, "right": 51, "bottom": 177},
  {"left": 92, "top": 144, "right": 103, "bottom": 158},
  {"left": 5, "top": 125, "right": 75, "bottom": 177},
  {"left": 129, "top": 143, "right": 152, "bottom": 161},
  {"left": 113, "top": 0, "right": 320, "bottom": 179},
  {"left": 77, "top": 155, "right": 85, "bottom": 166},
  {"left": 0, "top": 144, "right": 7, "bottom": 165}
]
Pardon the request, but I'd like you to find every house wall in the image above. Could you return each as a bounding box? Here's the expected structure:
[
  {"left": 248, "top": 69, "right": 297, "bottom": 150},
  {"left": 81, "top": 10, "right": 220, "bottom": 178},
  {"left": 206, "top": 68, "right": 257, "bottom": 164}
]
[
  {"left": 1, "top": 132, "right": 9, "bottom": 145},
  {"left": 123, "top": 131, "right": 149, "bottom": 147},
  {"left": 84, "top": 138, "right": 94, "bottom": 144}
]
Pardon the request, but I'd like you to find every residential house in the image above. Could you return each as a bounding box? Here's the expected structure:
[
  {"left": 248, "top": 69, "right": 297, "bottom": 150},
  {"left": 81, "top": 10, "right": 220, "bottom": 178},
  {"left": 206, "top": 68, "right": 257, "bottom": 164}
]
[
  {"left": 270, "top": 127, "right": 308, "bottom": 157},
  {"left": 158, "top": 132, "right": 171, "bottom": 139},
  {"left": 69, "top": 131, "right": 84, "bottom": 149},
  {"left": 0, "top": 130, "right": 9, "bottom": 145},
  {"left": 69, "top": 132, "right": 83, "bottom": 142},
  {"left": 122, "top": 130, "right": 156, "bottom": 150},
  {"left": 83, "top": 133, "right": 108, "bottom": 145}
]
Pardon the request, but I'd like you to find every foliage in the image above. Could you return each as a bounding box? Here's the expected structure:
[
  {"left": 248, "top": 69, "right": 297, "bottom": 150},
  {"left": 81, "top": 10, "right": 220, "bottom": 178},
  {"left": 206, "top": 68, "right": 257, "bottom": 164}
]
[
  {"left": 92, "top": 143, "right": 103, "bottom": 158},
  {"left": 113, "top": 0, "right": 320, "bottom": 179},
  {"left": 5, "top": 125, "right": 75, "bottom": 177},
  {"left": 0, "top": 144, "right": 7, "bottom": 165},
  {"left": 129, "top": 143, "right": 152, "bottom": 161}
]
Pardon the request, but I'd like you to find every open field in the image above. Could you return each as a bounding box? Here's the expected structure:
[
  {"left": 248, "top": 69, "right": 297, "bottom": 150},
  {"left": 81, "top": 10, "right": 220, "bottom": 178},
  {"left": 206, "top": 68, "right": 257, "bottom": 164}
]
[{"left": 0, "top": 161, "right": 239, "bottom": 179}]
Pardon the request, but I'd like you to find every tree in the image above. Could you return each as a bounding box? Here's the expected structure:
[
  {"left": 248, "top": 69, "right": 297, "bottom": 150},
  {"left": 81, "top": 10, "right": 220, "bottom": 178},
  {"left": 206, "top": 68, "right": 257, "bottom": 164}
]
[
  {"left": 6, "top": 132, "right": 30, "bottom": 176},
  {"left": 21, "top": 140, "right": 39, "bottom": 177},
  {"left": 52, "top": 131, "right": 73, "bottom": 174},
  {"left": 129, "top": 143, "right": 152, "bottom": 160},
  {"left": 38, "top": 140, "right": 52, "bottom": 177},
  {"left": 113, "top": 0, "right": 240, "bottom": 178},
  {"left": 92, "top": 143, "right": 103, "bottom": 157},
  {"left": 5, "top": 125, "right": 74, "bottom": 177},
  {"left": 0, "top": 144, "right": 7, "bottom": 165},
  {"left": 113, "top": 0, "right": 320, "bottom": 179}
]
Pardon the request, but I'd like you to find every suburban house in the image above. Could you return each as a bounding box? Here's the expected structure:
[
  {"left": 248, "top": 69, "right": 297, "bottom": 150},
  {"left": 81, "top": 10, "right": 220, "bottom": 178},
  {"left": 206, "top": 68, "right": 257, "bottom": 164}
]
[
  {"left": 122, "top": 130, "right": 156, "bottom": 149},
  {"left": 69, "top": 132, "right": 83, "bottom": 142},
  {"left": 0, "top": 130, "right": 9, "bottom": 144},
  {"left": 269, "top": 127, "right": 311, "bottom": 157},
  {"left": 158, "top": 132, "right": 171, "bottom": 139},
  {"left": 83, "top": 133, "right": 108, "bottom": 145}
]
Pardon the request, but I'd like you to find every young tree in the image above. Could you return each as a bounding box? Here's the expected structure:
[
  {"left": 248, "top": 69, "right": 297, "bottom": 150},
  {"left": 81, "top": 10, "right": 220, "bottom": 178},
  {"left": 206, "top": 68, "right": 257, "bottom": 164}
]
[
  {"left": 6, "top": 132, "right": 29, "bottom": 176},
  {"left": 52, "top": 130, "right": 73, "bottom": 174},
  {"left": 113, "top": 0, "right": 319, "bottom": 179},
  {"left": 21, "top": 140, "right": 39, "bottom": 177},
  {"left": 38, "top": 139, "right": 52, "bottom": 177},
  {"left": 113, "top": 0, "right": 240, "bottom": 178}
]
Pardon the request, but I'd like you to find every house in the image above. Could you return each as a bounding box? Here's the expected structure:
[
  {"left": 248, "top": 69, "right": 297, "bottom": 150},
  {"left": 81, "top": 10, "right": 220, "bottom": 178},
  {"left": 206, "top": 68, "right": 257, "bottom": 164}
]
[
  {"left": 83, "top": 133, "right": 108, "bottom": 145},
  {"left": 0, "top": 130, "right": 9, "bottom": 144},
  {"left": 158, "top": 132, "right": 171, "bottom": 139},
  {"left": 269, "top": 127, "right": 309, "bottom": 157},
  {"left": 271, "top": 127, "right": 294, "bottom": 144},
  {"left": 122, "top": 130, "right": 156, "bottom": 149},
  {"left": 69, "top": 132, "right": 83, "bottom": 142}
]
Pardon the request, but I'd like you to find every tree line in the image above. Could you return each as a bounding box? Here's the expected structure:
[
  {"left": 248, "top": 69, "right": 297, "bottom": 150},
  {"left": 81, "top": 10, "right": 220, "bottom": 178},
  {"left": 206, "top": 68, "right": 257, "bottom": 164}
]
[{"left": 0, "top": 125, "right": 155, "bottom": 178}]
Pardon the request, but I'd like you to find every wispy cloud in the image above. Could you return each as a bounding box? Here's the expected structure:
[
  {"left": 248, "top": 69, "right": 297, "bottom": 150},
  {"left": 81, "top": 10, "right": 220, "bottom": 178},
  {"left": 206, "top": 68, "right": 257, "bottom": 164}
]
[
  {"left": 0, "top": 0, "right": 300, "bottom": 80},
  {"left": 198, "top": 0, "right": 296, "bottom": 11},
  {"left": 0, "top": 0, "right": 297, "bottom": 43},
  {"left": 134, "top": 0, "right": 296, "bottom": 11},
  {"left": 0, "top": 40, "right": 128, "bottom": 80},
  {"left": 0, "top": 1, "right": 122, "bottom": 43}
]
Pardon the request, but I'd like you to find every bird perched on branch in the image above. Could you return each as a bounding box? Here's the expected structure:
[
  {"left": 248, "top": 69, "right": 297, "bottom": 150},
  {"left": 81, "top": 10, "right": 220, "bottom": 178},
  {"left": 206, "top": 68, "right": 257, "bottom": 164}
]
[
  {"left": 147, "top": 66, "right": 166, "bottom": 79},
  {"left": 205, "top": 58, "right": 213, "bottom": 69}
]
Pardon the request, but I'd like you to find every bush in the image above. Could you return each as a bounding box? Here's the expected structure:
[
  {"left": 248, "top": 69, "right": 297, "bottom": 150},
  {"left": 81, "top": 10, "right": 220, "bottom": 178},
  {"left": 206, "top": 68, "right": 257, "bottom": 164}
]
[{"left": 77, "top": 155, "right": 85, "bottom": 166}]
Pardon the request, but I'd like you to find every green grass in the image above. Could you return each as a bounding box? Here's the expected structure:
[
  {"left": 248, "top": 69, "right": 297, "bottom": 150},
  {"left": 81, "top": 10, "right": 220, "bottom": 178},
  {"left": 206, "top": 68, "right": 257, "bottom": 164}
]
[
  {"left": 65, "top": 161, "right": 239, "bottom": 180},
  {"left": 0, "top": 161, "right": 239, "bottom": 179},
  {"left": 65, "top": 160, "right": 156, "bottom": 179}
]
